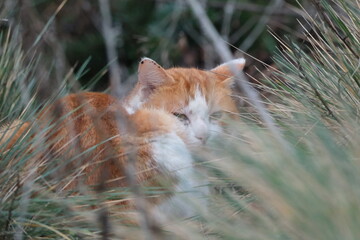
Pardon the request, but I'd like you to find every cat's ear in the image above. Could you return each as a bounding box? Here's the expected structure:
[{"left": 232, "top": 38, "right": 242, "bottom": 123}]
[
  {"left": 138, "top": 57, "right": 171, "bottom": 93},
  {"left": 210, "top": 58, "right": 246, "bottom": 82},
  {"left": 125, "top": 58, "right": 170, "bottom": 114}
]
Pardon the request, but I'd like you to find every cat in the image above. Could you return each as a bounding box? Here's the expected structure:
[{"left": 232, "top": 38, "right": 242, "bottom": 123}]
[{"left": 0, "top": 57, "right": 245, "bottom": 221}]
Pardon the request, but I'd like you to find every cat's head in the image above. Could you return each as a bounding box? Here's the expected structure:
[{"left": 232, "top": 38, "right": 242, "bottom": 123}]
[{"left": 125, "top": 57, "right": 245, "bottom": 145}]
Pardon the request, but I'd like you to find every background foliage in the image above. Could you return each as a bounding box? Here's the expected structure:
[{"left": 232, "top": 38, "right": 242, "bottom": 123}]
[{"left": 1, "top": 0, "right": 308, "bottom": 90}]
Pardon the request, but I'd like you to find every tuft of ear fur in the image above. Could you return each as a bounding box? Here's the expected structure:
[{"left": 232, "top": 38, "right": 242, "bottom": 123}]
[{"left": 210, "top": 58, "right": 246, "bottom": 82}]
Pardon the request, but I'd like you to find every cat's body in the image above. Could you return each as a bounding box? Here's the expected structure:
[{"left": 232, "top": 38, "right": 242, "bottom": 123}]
[{"left": 0, "top": 57, "right": 245, "bottom": 220}]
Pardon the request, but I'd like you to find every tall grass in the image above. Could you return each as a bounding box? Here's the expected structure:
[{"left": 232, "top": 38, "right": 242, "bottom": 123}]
[
  {"left": 207, "top": 0, "right": 360, "bottom": 239},
  {"left": 1, "top": 0, "right": 360, "bottom": 239}
]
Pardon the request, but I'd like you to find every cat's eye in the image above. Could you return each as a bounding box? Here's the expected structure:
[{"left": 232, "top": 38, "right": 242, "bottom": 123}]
[
  {"left": 210, "top": 111, "right": 223, "bottom": 120},
  {"left": 173, "top": 112, "right": 189, "bottom": 122}
]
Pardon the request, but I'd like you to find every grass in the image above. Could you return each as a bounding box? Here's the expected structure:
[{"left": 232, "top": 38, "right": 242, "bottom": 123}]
[{"left": 1, "top": 0, "right": 360, "bottom": 239}]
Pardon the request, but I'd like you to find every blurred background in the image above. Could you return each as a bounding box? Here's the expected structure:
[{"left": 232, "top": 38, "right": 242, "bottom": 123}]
[{"left": 0, "top": 0, "right": 312, "bottom": 91}]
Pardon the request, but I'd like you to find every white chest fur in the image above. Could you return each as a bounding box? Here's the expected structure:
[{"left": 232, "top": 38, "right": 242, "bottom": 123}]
[{"left": 151, "top": 133, "right": 209, "bottom": 220}]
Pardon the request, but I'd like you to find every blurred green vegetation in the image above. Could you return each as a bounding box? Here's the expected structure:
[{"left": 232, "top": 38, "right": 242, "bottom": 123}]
[{"left": 1, "top": 0, "right": 307, "bottom": 90}]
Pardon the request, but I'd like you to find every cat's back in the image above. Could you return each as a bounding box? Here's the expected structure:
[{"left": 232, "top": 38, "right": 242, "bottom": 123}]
[{"left": 45, "top": 92, "right": 119, "bottom": 115}]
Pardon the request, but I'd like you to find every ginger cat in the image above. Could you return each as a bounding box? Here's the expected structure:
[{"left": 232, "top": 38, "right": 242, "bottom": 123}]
[{"left": 0, "top": 57, "right": 245, "bottom": 220}]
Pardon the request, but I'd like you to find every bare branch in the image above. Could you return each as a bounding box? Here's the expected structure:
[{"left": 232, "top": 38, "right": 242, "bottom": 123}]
[
  {"left": 98, "top": 3, "right": 162, "bottom": 238},
  {"left": 98, "top": 0, "right": 123, "bottom": 98},
  {"left": 185, "top": 0, "right": 290, "bottom": 151},
  {"left": 240, "top": 0, "right": 284, "bottom": 52},
  {"left": 221, "top": 0, "right": 236, "bottom": 42},
  {"left": 123, "top": 152, "right": 162, "bottom": 240}
]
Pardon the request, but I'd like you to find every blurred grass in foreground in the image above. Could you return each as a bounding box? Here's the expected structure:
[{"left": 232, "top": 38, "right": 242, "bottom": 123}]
[{"left": 1, "top": 0, "right": 360, "bottom": 239}]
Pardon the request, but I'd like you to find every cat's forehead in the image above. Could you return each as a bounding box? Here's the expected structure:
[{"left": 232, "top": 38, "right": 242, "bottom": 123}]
[
  {"left": 166, "top": 68, "right": 216, "bottom": 97},
  {"left": 167, "top": 68, "right": 211, "bottom": 82},
  {"left": 184, "top": 87, "right": 209, "bottom": 116},
  {"left": 161, "top": 68, "right": 230, "bottom": 110}
]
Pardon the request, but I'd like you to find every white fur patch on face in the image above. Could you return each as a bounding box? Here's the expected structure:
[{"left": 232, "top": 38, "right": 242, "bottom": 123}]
[
  {"left": 187, "top": 88, "right": 209, "bottom": 120},
  {"left": 182, "top": 88, "right": 222, "bottom": 145}
]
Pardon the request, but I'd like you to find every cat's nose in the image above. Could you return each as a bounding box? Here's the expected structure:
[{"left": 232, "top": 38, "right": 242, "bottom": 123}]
[
  {"left": 193, "top": 120, "right": 209, "bottom": 144},
  {"left": 195, "top": 133, "right": 208, "bottom": 144}
]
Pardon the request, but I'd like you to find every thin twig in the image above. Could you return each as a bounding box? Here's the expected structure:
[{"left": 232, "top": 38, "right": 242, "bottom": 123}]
[
  {"left": 230, "top": 16, "right": 257, "bottom": 43},
  {"left": 98, "top": 0, "right": 123, "bottom": 98},
  {"left": 221, "top": 0, "right": 236, "bottom": 42},
  {"left": 98, "top": 1, "right": 161, "bottom": 238},
  {"left": 123, "top": 152, "right": 162, "bottom": 240},
  {"left": 186, "top": 0, "right": 290, "bottom": 151},
  {"left": 239, "top": 0, "right": 283, "bottom": 52}
]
